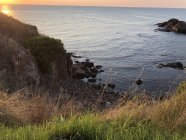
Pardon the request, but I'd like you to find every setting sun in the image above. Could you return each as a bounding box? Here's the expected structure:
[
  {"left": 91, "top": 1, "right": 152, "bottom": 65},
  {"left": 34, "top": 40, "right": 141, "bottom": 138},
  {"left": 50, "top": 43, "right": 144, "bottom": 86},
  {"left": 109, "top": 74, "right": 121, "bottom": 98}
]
[{"left": 1, "top": 5, "right": 12, "bottom": 16}]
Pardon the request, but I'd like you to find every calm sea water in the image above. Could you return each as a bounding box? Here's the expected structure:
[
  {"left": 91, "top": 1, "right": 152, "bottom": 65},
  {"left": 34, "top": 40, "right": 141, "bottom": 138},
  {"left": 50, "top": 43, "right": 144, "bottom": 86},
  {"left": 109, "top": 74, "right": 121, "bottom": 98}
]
[{"left": 9, "top": 5, "right": 186, "bottom": 93}]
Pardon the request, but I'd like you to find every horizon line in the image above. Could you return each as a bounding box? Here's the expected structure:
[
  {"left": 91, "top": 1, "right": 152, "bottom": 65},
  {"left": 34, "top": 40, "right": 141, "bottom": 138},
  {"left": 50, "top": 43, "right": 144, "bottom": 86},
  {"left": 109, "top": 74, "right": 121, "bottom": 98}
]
[{"left": 1, "top": 3, "right": 186, "bottom": 9}]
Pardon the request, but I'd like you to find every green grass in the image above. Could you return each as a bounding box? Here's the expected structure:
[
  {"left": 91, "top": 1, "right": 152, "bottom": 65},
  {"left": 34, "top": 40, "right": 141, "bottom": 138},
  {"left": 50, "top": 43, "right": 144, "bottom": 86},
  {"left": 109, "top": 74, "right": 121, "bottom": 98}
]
[
  {"left": 0, "top": 114, "right": 184, "bottom": 140},
  {"left": 23, "top": 35, "right": 66, "bottom": 74}
]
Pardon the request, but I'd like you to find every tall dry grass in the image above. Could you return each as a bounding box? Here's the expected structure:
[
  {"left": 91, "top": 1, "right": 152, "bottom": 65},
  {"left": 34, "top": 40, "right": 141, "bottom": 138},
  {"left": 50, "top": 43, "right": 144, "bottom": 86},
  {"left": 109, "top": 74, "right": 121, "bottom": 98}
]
[
  {"left": 103, "top": 81, "right": 186, "bottom": 132},
  {"left": 0, "top": 88, "right": 80, "bottom": 125}
]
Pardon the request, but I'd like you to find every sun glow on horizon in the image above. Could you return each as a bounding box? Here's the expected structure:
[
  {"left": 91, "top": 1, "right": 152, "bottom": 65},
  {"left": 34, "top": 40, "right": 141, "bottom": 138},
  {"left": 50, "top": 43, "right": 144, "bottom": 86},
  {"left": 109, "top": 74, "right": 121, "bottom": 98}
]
[{"left": 1, "top": 5, "right": 13, "bottom": 16}]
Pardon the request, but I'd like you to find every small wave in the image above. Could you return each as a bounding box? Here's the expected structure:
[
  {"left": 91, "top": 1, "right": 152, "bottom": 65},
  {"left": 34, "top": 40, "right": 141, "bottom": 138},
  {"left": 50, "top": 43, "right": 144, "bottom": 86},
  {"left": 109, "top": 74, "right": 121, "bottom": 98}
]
[{"left": 137, "top": 33, "right": 160, "bottom": 39}]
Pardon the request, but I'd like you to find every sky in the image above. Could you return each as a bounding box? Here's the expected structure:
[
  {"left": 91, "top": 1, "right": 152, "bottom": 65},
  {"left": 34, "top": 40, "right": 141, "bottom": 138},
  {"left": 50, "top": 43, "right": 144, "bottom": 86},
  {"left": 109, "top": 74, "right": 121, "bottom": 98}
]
[{"left": 1, "top": 0, "right": 186, "bottom": 8}]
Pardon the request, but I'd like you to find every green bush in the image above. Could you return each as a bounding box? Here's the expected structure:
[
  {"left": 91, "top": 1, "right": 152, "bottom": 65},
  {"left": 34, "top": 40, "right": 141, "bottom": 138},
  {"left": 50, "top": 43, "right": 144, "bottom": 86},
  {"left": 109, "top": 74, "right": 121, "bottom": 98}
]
[{"left": 24, "top": 35, "right": 66, "bottom": 74}]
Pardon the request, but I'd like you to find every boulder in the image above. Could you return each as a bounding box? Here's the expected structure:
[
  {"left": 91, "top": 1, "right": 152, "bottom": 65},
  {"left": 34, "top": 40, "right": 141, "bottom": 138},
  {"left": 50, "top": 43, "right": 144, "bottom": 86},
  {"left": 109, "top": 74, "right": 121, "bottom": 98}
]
[
  {"left": 95, "top": 65, "right": 102, "bottom": 69},
  {"left": 88, "top": 78, "right": 96, "bottom": 83},
  {"left": 71, "top": 54, "right": 82, "bottom": 58},
  {"left": 156, "top": 18, "right": 179, "bottom": 28},
  {"left": 172, "top": 21, "right": 186, "bottom": 33},
  {"left": 156, "top": 18, "right": 186, "bottom": 34},
  {"left": 81, "top": 62, "right": 94, "bottom": 68},
  {"left": 155, "top": 28, "right": 170, "bottom": 32},
  {"left": 108, "top": 83, "right": 116, "bottom": 89},
  {"left": 156, "top": 62, "right": 184, "bottom": 70},
  {"left": 72, "top": 61, "right": 103, "bottom": 79},
  {"left": 135, "top": 79, "right": 143, "bottom": 85},
  {"left": 166, "top": 62, "right": 184, "bottom": 70},
  {"left": 72, "top": 63, "right": 87, "bottom": 79},
  {"left": 167, "top": 18, "right": 179, "bottom": 28}
]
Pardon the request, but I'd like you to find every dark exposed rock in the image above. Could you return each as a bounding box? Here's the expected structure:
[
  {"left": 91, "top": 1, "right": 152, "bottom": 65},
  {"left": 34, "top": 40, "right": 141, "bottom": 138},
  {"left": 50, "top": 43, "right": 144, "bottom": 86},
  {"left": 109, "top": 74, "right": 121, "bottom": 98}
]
[
  {"left": 73, "top": 63, "right": 87, "bottom": 79},
  {"left": 172, "top": 21, "right": 186, "bottom": 33},
  {"left": 156, "top": 64, "right": 165, "bottom": 68},
  {"left": 95, "top": 65, "right": 102, "bottom": 69},
  {"left": 98, "top": 79, "right": 102, "bottom": 81},
  {"left": 73, "top": 73, "right": 87, "bottom": 79},
  {"left": 88, "top": 78, "right": 96, "bottom": 83},
  {"left": 72, "top": 60, "right": 103, "bottom": 79},
  {"left": 156, "top": 18, "right": 186, "bottom": 34},
  {"left": 90, "top": 67, "right": 98, "bottom": 73},
  {"left": 166, "top": 62, "right": 184, "bottom": 70},
  {"left": 74, "top": 61, "right": 79, "bottom": 64},
  {"left": 155, "top": 28, "right": 170, "bottom": 32},
  {"left": 99, "top": 70, "right": 105, "bottom": 73},
  {"left": 156, "top": 21, "right": 168, "bottom": 27},
  {"left": 156, "top": 62, "right": 184, "bottom": 70},
  {"left": 71, "top": 54, "right": 82, "bottom": 58},
  {"left": 81, "top": 62, "right": 94, "bottom": 68},
  {"left": 108, "top": 83, "right": 116, "bottom": 89},
  {"left": 135, "top": 79, "right": 143, "bottom": 85}
]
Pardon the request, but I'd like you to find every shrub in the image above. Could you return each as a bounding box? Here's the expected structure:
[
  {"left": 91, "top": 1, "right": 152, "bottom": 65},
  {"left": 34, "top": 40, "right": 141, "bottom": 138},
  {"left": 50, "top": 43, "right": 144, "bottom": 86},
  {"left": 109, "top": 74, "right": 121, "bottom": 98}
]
[{"left": 24, "top": 35, "right": 66, "bottom": 74}]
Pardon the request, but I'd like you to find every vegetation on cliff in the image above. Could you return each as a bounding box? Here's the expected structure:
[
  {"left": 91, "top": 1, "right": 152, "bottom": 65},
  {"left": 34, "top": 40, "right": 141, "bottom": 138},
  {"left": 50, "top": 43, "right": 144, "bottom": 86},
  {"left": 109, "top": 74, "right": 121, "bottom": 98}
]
[{"left": 23, "top": 36, "right": 66, "bottom": 74}]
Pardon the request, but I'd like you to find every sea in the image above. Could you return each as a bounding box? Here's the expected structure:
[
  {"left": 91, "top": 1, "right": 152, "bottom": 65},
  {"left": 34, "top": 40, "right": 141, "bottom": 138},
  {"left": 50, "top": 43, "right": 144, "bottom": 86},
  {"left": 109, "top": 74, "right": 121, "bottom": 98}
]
[{"left": 7, "top": 5, "right": 186, "bottom": 94}]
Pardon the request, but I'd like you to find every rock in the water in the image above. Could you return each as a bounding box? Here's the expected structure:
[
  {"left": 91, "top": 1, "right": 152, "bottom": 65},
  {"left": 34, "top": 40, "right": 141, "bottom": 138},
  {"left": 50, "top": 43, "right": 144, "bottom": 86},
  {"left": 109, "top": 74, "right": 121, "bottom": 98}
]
[
  {"left": 71, "top": 54, "right": 82, "bottom": 58},
  {"left": 74, "top": 61, "right": 79, "bottom": 64},
  {"left": 155, "top": 28, "right": 170, "bottom": 32},
  {"left": 72, "top": 60, "right": 103, "bottom": 80},
  {"left": 88, "top": 78, "right": 96, "bottom": 83},
  {"left": 166, "top": 62, "right": 184, "bottom": 70},
  {"left": 156, "top": 64, "right": 165, "bottom": 68},
  {"left": 156, "top": 62, "right": 184, "bottom": 70},
  {"left": 135, "top": 79, "right": 143, "bottom": 85},
  {"left": 108, "top": 83, "right": 116, "bottom": 89},
  {"left": 81, "top": 62, "right": 94, "bottom": 68},
  {"left": 73, "top": 63, "right": 87, "bottom": 79},
  {"left": 95, "top": 65, "right": 102, "bottom": 69},
  {"left": 156, "top": 18, "right": 186, "bottom": 34},
  {"left": 99, "top": 70, "right": 105, "bottom": 73},
  {"left": 172, "top": 21, "right": 186, "bottom": 33}
]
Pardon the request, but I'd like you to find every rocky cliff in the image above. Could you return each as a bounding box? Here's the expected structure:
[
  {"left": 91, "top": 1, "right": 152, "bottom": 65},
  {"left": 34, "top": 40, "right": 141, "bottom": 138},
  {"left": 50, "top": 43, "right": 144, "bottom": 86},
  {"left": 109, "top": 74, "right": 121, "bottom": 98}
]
[{"left": 0, "top": 14, "right": 73, "bottom": 91}]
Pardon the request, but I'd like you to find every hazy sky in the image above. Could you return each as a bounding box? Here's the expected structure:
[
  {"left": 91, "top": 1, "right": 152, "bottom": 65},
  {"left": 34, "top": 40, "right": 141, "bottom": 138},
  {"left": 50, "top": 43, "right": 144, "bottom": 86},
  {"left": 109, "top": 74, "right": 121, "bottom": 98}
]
[{"left": 1, "top": 0, "right": 186, "bottom": 8}]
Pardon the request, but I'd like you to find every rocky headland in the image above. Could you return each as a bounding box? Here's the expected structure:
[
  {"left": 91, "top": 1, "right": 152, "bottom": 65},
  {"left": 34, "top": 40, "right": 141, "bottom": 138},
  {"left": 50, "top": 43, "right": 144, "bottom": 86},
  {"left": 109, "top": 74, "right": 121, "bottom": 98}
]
[{"left": 0, "top": 13, "right": 122, "bottom": 110}]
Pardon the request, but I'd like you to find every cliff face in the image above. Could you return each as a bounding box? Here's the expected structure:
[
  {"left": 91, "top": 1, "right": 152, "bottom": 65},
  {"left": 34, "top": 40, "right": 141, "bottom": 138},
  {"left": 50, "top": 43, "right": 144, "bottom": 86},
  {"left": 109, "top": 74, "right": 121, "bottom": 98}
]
[
  {"left": 0, "top": 34, "right": 40, "bottom": 90},
  {"left": 0, "top": 14, "right": 73, "bottom": 91}
]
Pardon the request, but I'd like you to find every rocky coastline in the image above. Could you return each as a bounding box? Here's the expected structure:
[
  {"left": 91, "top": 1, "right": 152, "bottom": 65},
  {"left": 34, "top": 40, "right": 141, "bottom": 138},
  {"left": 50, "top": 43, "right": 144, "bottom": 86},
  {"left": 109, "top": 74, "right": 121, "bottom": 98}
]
[
  {"left": 0, "top": 13, "right": 124, "bottom": 109},
  {"left": 1, "top": 14, "right": 186, "bottom": 110}
]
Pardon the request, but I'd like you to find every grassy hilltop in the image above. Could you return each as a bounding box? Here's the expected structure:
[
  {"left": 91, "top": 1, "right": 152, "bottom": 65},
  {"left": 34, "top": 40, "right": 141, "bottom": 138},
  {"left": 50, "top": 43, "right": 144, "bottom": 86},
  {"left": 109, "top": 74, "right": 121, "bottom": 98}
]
[{"left": 0, "top": 13, "right": 186, "bottom": 140}]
